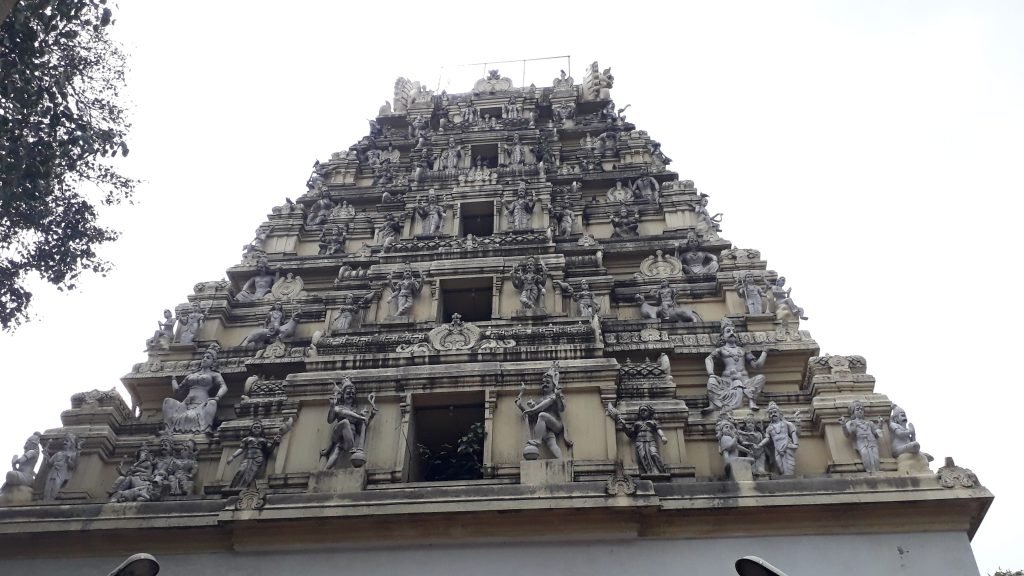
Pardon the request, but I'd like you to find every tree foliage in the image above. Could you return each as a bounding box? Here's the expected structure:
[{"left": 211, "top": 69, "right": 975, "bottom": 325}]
[{"left": 0, "top": 0, "right": 133, "bottom": 330}]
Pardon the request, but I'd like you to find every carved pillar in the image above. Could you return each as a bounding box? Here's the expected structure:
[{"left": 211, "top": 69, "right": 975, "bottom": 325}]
[{"left": 395, "top": 393, "right": 413, "bottom": 482}]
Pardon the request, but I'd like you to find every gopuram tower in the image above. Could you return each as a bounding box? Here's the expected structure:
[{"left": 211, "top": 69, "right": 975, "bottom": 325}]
[{"left": 0, "top": 64, "right": 992, "bottom": 576}]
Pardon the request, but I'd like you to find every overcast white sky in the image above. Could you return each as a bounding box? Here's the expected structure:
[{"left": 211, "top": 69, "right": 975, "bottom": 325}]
[{"left": 2, "top": 1, "right": 1022, "bottom": 573}]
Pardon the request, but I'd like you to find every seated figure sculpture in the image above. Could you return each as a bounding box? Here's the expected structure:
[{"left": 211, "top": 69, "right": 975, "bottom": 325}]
[
  {"left": 236, "top": 256, "right": 279, "bottom": 302},
  {"left": 674, "top": 231, "right": 719, "bottom": 275},
  {"left": 2, "top": 432, "right": 41, "bottom": 493},
  {"left": 636, "top": 279, "right": 702, "bottom": 323},
  {"left": 704, "top": 318, "right": 768, "bottom": 414},
  {"left": 318, "top": 225, "right": 347, "bottom": 256},
  {"left": 320, "top": 378, "right": 377, "bottom": 470},
  {"left": 162, "top": 346, "right": 228, "bottom": 434},
  {"left": 306, "top": 188, "right": 335, "bottom": 227},
  {"left": 889, "top": 404, "right": 933, "bottom": 470},
  {"left": 146, "top": 309, "right": 176, "bottom": 350},
  {"left": 610, "top": 204, "right": 640, "bottom": 238},
  {"left": 515, "top": 362, "right": 571, "bottom": 460},
  {"left": 771, "top": 276, "right": 808, "bottom": 321}
]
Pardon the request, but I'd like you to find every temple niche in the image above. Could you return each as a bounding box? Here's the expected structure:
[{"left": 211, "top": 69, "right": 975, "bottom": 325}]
[{"left": 0, "top": 61, "right": 992, "bottom": 576}]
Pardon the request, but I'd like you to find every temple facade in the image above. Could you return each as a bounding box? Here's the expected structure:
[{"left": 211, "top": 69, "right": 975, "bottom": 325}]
[{"left": 0, "top": 64, "right": 991, "bottom": 576}]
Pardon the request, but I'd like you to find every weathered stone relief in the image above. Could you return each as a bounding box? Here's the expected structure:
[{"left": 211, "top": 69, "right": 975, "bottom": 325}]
[
  {"left": 146, "top": 309, "right": 176, "bottom": 351},
  {"left": 838, "top": 400, "right": 884, "bottom": 473},
  {"left": 235, "top": 256, "right": 279, "bottom": 302},
  {"left": 704, "top": 318, "right": 767, "bottom": 414},
  {"left": 228, "top": 418, "right": 293, "bottom": 490},
  {"left": 610, "top": 203, "right": 640, "bottom": 238},
  {"left": 502, "top": 182, "right": 536, "bottom": 231},
  {"left": 636, "top": 279, "right": 702, "bottom": 323},
  {"left": 1, "top": 432, "right": 41, "bottom": 496},
  {"left": 163, "top": 346, "right": 227, "bottom": 434},
  {"left": 674, "top": 231, "right": 719, "bottom": 275},
  {"left": 320, "top": 378, "right": 377, "bottom": 470},
  {"left": 385, "top": 268, "right": 423, "bottom": 318},
  {"left": 516, "top": 362, "right": 571, "bottom": 460},
  {"left": 606, "top": 403, "right": 668, "bottom": 477},
  {"left": 40, "top": 433, "right": 82, "bottom": 501},
  {"left": 511, "top": 256, "right": 549, "bottom": 311}
]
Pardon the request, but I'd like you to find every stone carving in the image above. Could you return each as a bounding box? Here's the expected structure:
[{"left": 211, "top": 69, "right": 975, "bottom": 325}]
[
  {"left": 515, "top": 362, "right": 572, "bottom": 460},
  {"left": 473, "top": 69, "right": 513, "bottom": 95},
  {"left": 174, "top": 302, "right": 207, "bottom": 344},
  {"left": 503, "top": 182, "right": 536, "bottom": 230},
  {"left": 838, "top": 400, "right": 885, "bottom": 473},
  {"left": 716, "top": 414, "right": 754, "bottom": 477},
  {"left": 378, "top": 100, "right": 391, "bottom": 116},
  {"left": 374, "top": 213, "right": 404, "bottom": 251},
  {"left": 937, "top": 457, "right": 979, "bottom": 488},
  {"left": 606, "top": 403, "right": 668, "bottom": 476},
  {"left": 227, "top": 418, "right": 293, "bottom": 490},
  {"left": 649, "top": 140, "right": 673, "bottom": 170},
  {"left": 240, "top": 303, "right": 299, "bottom": 350},
  {"left": 415, "top": 189, "right": 447, "bottom": 237},
  {"left": 694, "top": 195, "right": 722, "bottom": 240},
  {"left": 371, "top": 162, "right": 395, "bottom": 187},
  {"left": 556, "top": 280, "right": 601, "bottom": 318},
  {"left": 578, "top": 232, "right": 599, "bottom": 247},
  {"left": 241, "top": 225, "right": 269, "bottom": 264},
  {"left": 2, "top": 432, "right": 41, "bottom": 493},
  {"left": 674, "top": 231, "right": 719, "bottom": 275},
  {"left": 552, "top": 102, "right": 575, "bottom": 124},
  {"left": 320, "top": 378, "right": 377, "bottom": 469},
  {"left": 611, "top": 203, "right": 640, "bottom": 238},
  {"left": 549, "top": 204, "right": 575, "bottom": 238},
  {"left": 270, "top": 273, "right": 306, "bottom": 300},
  {"left": 582, "top": 61, "right": 614, "bottom": 101},
  {"left": 594, "top": 131, "right": 618, "bottom": 156},
  {"left": 108, "top": 444, "right": 156, "bottom": 502},
  {"left": 735, "top": 413, "right": 768, "bottom": 475},
  {"left": 438, "top": 137, "right": 463, "bottom": 171},
  {"left": 637, "top": 279, "right": 702, "bottom": 323},
  {"left": 330, "top": 293, "right": 374, "bottom": 333},
  {"left": 606, "top": 180, "right": 631, "bottom": 203},
  {"left": 505, "top": 133, "right": 527, "bottom": 175},
  {"left": 553, "top": 69, "right": 574, "bottom": 91},
  {"left": 511, "top": 256, "right": 548, "bottom": 310},
  {"left": 41, "top": 433, "right": 82, "bottom": 501},
  {"left": 771, "top": 276, "right": 808, "bottom": 321},
  {"left": 386, "top": 268, "right": 423, "bottom": 317},
  {"left": 639, "top": 250, "right": 683, "bottom": 278},
  {"left": 428, "top": 313, "right": 480, "bottom": 350},
  {"left": 318, "top": 225, "right": 347, "bottom": 256},
  {"left": 332, "top": 200, "right": 356, "bottom": 219},
  {"left": 704, "top": 318, "right": 767, "bottom": 413},
  {"left": 890, "top": 405, "right": 927, "bottom": 459},
  {"left": 763, "top": 402, "right": 800, "bottom": 476},
  {"left": 146, "top": 309, "right": 176, "bottom": 351},
  {"left": 162, "top": 346, "right": 227, "bottom": 434},
  {"left": 272, "top": 197, "right": 300, "bottom": 216},
  {"left": 605, "top": 461, "right": 638, "bottom": 495},
  {"left": 306, "top": 189, "right": 335, "bottom": 228},
  {"left": 632, "top": 175, "right": 661, "bottom": 203},
  {"left": 392, "top": 77, "right": 431, "bottom": 113},
  {"left": 236, "top": 256, "right": 280, "bottom": 302},
  {"left": 736, "top": 272, "right": 767, "bottom": 315}
]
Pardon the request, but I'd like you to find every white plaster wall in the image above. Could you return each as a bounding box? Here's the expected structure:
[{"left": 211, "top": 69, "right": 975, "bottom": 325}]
[{"left": 0, "top": 531, "right": 980, "bottom": 576}]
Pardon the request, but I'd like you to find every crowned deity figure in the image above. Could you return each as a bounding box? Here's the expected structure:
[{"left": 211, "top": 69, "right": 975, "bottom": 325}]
[
  {"left": 162, "top": 346, "right": 227, "bottom": 434},
  {"left": 704, "top": 318, "right": 768, "bottom": 414},
  {"left": 559, "top": 280, "right": 601, "bottom": 318},
  {"left": 415, "top": 189, "right": 447, "bottom": 237},
  {"left": 227, "top": 419, "right": 292, "bottom": 490},
  {"left": 503, "top": 182, "right": 536, "bottom": 230},
  {"left": 674, "top": 231, "right": 719, "bottom": 275},
  {"left": 175, "top": 302, "right": 206, "bottom": 344},
  {"left": 306, "top": 188, "right": 335, "bottom": 227},
  {"left": 839, "top": 400, "right": 884, "bottom": 473},
  {"left": 374, "top": 212, "right": 404, "bottom": 251},
  {"left": 235, "top": 255, "right": 279, "bottom": 302},
  {"left": 761, "top": 402, "right": 800, "bottom": 476},
  {"left": 331, "top": 293, "right": 373, "bottom": 332},
  {"left": 42, "top": 433, "right": 82, "bottom": 501},
  {"left": 736, "top": 273, "right": 766, "bottom": 315},
  {"left": 387, "top": 269, "right": 423, "bottom": 317},
  {"left": 606, "top": 403, "right": 668, "bottom": 476},
  {"left": 511, "top": 257, "right": 548, "bottom": 310},
  {"left": 550, "top": 204, "right": 574, "bottom": 238},
  {"left": 611, "top": 204, "right": 640, "bottom": 238},
  {"left": 146, "top": 309, "right": 176, "bottom": 350},
  {"left": 506, "top": 133, "right": 527, "bottom": 174},
  {"left": 320, "top": 378, "right": 378, "bottom": 470},
  {"left": 515, "top": 362, "right": 571, "bottom": 460},
  {"left": 771, "top": 276, "right": 808, "bottom": 321}
]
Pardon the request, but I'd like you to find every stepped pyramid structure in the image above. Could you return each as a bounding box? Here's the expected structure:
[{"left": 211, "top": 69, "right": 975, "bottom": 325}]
[{"left": 0, "top": 64, "right": 991, "bottom": 575}]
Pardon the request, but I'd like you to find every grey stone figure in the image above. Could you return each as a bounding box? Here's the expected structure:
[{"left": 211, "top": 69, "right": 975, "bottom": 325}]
[
  {"left": 331, "top": 293, "right": 373, "bottom": 332},
  {"left": 503, "top": 182, "right": 536, "bottom": 230},
  {"left": 737, "top": 273, "right": 766, "bottom": 315},
  {"left": 171, "top": 440, "right": 199, "bottom": 497},
  {"left": 889, "top": 405, "right": 930, "bottom": 460},
  {"left": 374, "top": 212, "right": 404, "bottom": 251},
  {"left": 415, "top": 189, "right": 447, "bottom": 236},
  {"left": 582, "top": 61, "right": 614, "bottom": 100},
  {"left": 771, "top": 276, "right": 808, "bottom": 321},
  {"left": 610, "top": 204, "right": 640, "bottom": 238},
  {"left": 240, "top": 302, "right": 285, "bottom": 349},
  {"left": 511, "top": 256, "right": 548, "bottom": 310},
  {"left": 515, "top": 362, "right": 571, "bottom": 460},
  {"left": 838, "top": 400, "right": 884, "bottom": 473},
  {"left": 605, "top": 403, "right": 668, "bottom": 476},
  {"left": 42, "top": 433, "right": 82, "bottom": 501},
  {"left": 242, "top": 226, "right": 269, "bottom": 261},
  {"left": 306, "top": 189, "right": 335, "bottom": 227},
  {"left": 674, "top": 231, "right": 719, "bottom": 275},
  {"left": 108, "top": 444, "right": 156, "bottom": 502},
  {"left": 558, "top": 280, "right": 601, "bottom": 318},
  {"left": 704, "top": 318, "right": 767, "bottom": 413},
  {"left": 631, "top": 175, "right": 661, "bottom": 204},
  {"left": 736, "top": 413, "right": 768, "bottom": 475},
  {"left": 317, "top": 225, "right": 347, "bottom": 256},
  {"left": 146, "top": 309, "right": 176, "bottom": 350},
  {"left": 227, "top": 419, "right": 292, "bottom": 490},
  {"left": 440, "top": 137, "right": 462, "bottom": 171},
  {"left": 2, "top": 432, "right": 41, "bottom": 492},
  {"left": 550, "top": 204, "right": 574, "bottom": 238},
  {"left": 162, "top": 346, "right": 227, "bottom": 434},
  {"left": 762, "top": 402, "right": 799, "bottom": 476},
  {"left": 320, "top": 378, "right": 378, "bottom": 470},
  {"left": 175, "top": 302, "right": 206, "bottom": 344},
  {"left": 387, "top": 269, "right": 423, "bottom": 317},
  {"left": 236, "top": 256, "right": 279, "bottom": 302},
  {"left": 695, "top": 195, "right": 722, "bottom": 240},
  {"left": 716, "top": 414, "right": 753, "bottom": 471},
  {"left": 607, "top": 180, "right": 631, "bottom": 203},
  {"left": 506, "top": 133, "right": 526, "bottom": 174},
  {"left": 638, "top": 279, "right": 702, "bottom": 323}
]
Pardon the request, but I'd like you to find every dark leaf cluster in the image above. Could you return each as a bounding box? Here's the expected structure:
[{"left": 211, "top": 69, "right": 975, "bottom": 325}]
[
  {"left": 0, "top": 0, "right": 134, "bottom": 330},
  {"left": 416, "top": 422, "right": 486, "bottom": 482}
]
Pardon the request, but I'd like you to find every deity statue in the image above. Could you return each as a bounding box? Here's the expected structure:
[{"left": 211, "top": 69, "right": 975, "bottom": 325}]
[
  {"left": 674, "top": 231, "right": 719, "bottom": 275},
  {"left": 320, "top": 378, "right": 378, "bottom": 470},
  {"left": 227, "top": 419, "right": 292, "bottom": 490},
  {"left": 889, "top": 405, "right": 930, "bottom": 462},
  {"left": 736, "top": 273, "right": 766, "bottom": 315},
  {"left": 839, "top": 400, "right": 884, "bottom": 473},
  {"left": 694, "top": 195, "right": 722, "bottom": 240},
  {"left": 735, "top": 413, "right": 768, "bottom": 475},
  {"left": 511, "top": 256, "right": 548, "bottom": 310},
  {"left": 318, "top": 225, "right": 347, "bottom": 256},
  {"left": 462, "top": 102, "right": 478, "bottom": 125},
  {"left": 441, "top": 137, "right": 462, "bottom": 171},
  {"left": 306, "top": 188, "right": 335, "bottom": 227},
  {"left": 606, "top": 180, "right": 631, "bottom": 203},
  {"left": 704, "top": 318, "right": 768, "bottom": 413},
  {"left": 552, "top": 102, "right": 575, "bottom": 124},
  {"left": 716, "top": 415, "right": 753, "bottom": 470},
  {"left": 109, "top": 444, "right": 156, "bottom": 502},
  {"left": 235, "top": 256, "right": 279, "bottom": 302},
  {"left": 387, "top": 269, "right": 423, "bottom": 317},
  {"left": 333, "top": 200, "right": 356, "bottom": 218},
  {"left": 503, "top": 182, "right": 536, "bottom": 230},
  {"left": 162, "top": 346, "right": 227, "bottom": 434},
  {"left": 374, "top": 212, "right": 404, "bottom": 251},
  {"left": 610, "top": 204, "right": 640, "bottom": 238},
  {"left": 175, "top": 302, "right": 206, "bottom": 344},
  {"left": 594, "top": 131, "right": 617, "bottom": 156},
  {"left": 606, "top": 403, "right": 668, "bottom": 476},
  {"left": 408, "top": 114, "right": 428, "bottom": 139},
  {"left": 762, "top": 402, "right": 800, "bottom": 476},
  {"left": 371, "top": 162, "right": 395, "bottom": 186},
  {"left": 505, "top": 133, "right": 527, "bottom": 174},
  {"left": 42, "top": 433, "right": 82, "bottom": 501},
  {"left": 241, "top": 226, "right": 269, "bottom": 261},
  {"left": 771, "top": 276, "right": 808, "bottom": 321},
  {"left": 331, "top": 293, "right": 373, "bottom": 332},
  {"left": 171, "top": 440, "right": 199, "bottom": 497},
  {"left": 240, "top": 301, "right": 285, "bottom": 349},
  {"left": 549, "top": 204, "right": 575, "bottom": 238},
  {"left": 635, "top": 279, "right": 702, "bottom": 323},
  {"left": 381, "top": 143, "right": 400, "bottom": 165},
  {"left": 515, "top": 362, "right": 572, "bottom": 460},
  {"left": 306, "top": 160, "right": 325, "bottom": 193},
  {"left": 415, "top": 189, "right": 447, "bottom": 236},
  {"left": 553, "top": 69, "right": 574, "bottom": 90},
  {"left": 2, "top": 432, "right": 41, "bottom": 492},
  {"left": 557, "top": 280, "right": 601, "bottom": 318},
  {"left": 146, "top": 309, "right": 176, "bottom": 350},
  {"left": 631, "top": 175, "right": 661, "bottom": 204}
]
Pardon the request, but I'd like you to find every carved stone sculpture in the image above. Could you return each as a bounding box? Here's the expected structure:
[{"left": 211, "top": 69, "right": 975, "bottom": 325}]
[
  {"left": 41, "top": 433, "right": 82, "bottom": 501},
  {"left": 515, "top": 362, "right": 572, "bottom": 460},
  {"left": 694, "top": 195, "right": 722, "bottom": 240},
  {"left": 735, "top": 413, "right": 768, "bottom": 475},
  {"left": 771, "top": 276, "right": 808, "bottom": 321},
  {"left": 606, "top": 403, "right": 668, "bottom": 476},
  {"left": 704, "top": 318, "right": 767, "bottom": 413},
  {"left": 716, "top": 414, "right": 754, "bottom": 478},
  {"left": 550, "top": 204, "right": 574, "bottom": 238},
  {"left": 242, "top": 226, "right": 269, "bottom": 263},
  {"left": 736, "top": 273, "right": 766, "bottom": 315},
  {"left": 227, "top": 419, "right": 293, "bottom": 489},
  {"left": 632, "top": 175, "right": 660, "bottom": 203},
  {"left": 763, "top": 402, "right": 800, "bottom": 476},
  {"left": 386, "top": 268, "right": 423, "bottom": 317},
  {"left": 505, "top": 133, "right": 526, "bottom": 175},
  {"left": 318, "top": 225, "right": 347, "bottom": 256},
  {"left": 511, "top": 256, "right": 548, "bottom": 310},
  {"left": 610, "top": 203, "right": 640, "bottom": 238},
  {"left": 503, "top": 182, "right": 536, "bottom": 230},
  {"left": 108, "top": 444, "right": 157, "bottom": 502},
  {"left": 162, "top": 346, "right": 227, "bottom": 434},
  {"left": 439, "top": 137, "right": 463, "bottom": 171},
  {"left": 331, "top": 293, "right": 373, "bottom": 332},
  {"left": 839, "top": 400, "right": 884, "bottom": 473},
  {"left": 320, "top": 378, "right": 377, "bottom": 469},
  {"left": 607, "top": 180, "right": 631, "bottom": 203},
  {"left": 374, "top": 213, "right": 404, "bottom": 251},
  {"left": 175, "top": 302, "right": 206, "bottom": 344},
  {"left": 146, "top": 309, "right": 176, "bottom": 351},
  {"left": 553, "top": 69, "right": 574, "bottom": 91},
  {"left": 2, "top": 432, "right": 41, "bottom": 493},
  {"left": 236, "top": 256, "right": 280, "bottom": 302},
  {"left": 558, "top": 280, "right": 601, "bottom": 317},
  {"left": 675, "top": 231, "right": 719, "bottom": 275},
  {"left": 240, "top": 302, "right": 299, "bottom": 350},
  {"left": 415, "top": 189, "right": 447, "bottom": 236},
  {"left": 306, "top": 189, "right": 335, "bottom": 228},
  {"left": 637, "top": 279, "right": 702, "bottom": 323},
  {"left": 582, "top": 61, "right": 614, "bottom": 101}
]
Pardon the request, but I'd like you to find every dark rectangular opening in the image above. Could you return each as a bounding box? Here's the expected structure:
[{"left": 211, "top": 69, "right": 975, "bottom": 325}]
[
  {"left": 440, "top": 276, "right": 492, "bottom": 323},
  {"left": 411, "top": 392, "right": 485, "bottom": 482},
  {"left": 460, "top": 201, "right": 494, "bottom": 238},
  {"left": 470, "top": 143, "right": 499, "bottom": 169}
]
